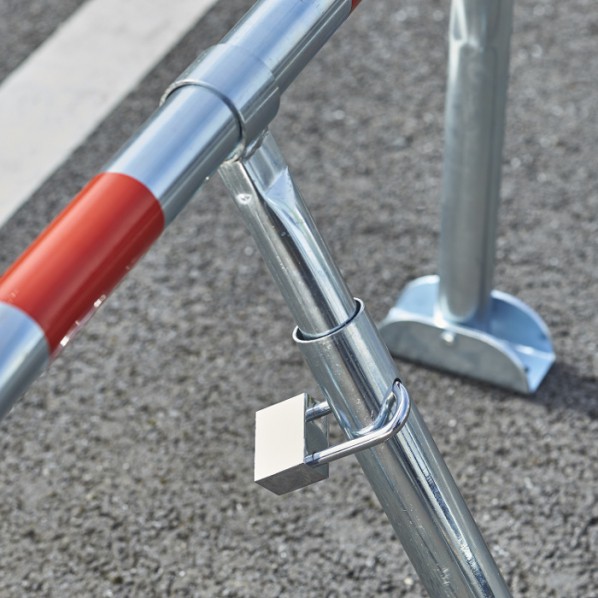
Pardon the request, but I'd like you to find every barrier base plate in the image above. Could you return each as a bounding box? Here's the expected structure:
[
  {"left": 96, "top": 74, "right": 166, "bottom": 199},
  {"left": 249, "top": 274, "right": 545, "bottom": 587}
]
[{"left": 379, "top": 276, "right": 555, "bottom": 394}]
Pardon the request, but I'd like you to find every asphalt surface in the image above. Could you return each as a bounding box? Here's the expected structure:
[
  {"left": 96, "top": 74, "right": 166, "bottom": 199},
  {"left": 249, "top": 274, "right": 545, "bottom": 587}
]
[{"left": 0, "top": 0, "right": 597, "bottom": 596}]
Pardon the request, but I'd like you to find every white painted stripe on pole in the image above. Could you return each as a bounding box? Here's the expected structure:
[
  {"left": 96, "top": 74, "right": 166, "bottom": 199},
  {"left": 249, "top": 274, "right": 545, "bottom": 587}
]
[{"left": 0, "top": 0, "right": 219, "bottom": 228}]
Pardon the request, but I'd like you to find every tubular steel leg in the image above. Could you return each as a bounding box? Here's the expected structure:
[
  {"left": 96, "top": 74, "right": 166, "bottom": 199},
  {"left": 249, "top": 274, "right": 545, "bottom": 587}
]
[
  {"left": 219, "top": 131, "right": 511, "bottom": 597},
  {"left": 379, "top": 0, "right": 554, "bottom": 393}
]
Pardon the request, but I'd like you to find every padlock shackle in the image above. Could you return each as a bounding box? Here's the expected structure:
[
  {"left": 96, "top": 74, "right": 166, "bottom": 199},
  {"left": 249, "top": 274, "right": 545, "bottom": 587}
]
[{"left": 304, "top": 380, "right": 411, "bottom": 467}]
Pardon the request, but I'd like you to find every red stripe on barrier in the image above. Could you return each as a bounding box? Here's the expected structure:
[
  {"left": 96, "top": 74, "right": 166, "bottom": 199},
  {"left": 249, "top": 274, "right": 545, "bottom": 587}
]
[
  {"left": 351, "top": 0, "right": 362, "bottom": 10},
  {"left": 0, "top": 173, "right": 164, "bottom": 354}
]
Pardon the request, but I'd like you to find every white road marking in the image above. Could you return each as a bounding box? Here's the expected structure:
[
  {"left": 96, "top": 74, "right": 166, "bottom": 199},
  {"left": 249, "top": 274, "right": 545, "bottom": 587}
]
[{"left": 0, "top": 0, "right": 220, "bottom": 227}]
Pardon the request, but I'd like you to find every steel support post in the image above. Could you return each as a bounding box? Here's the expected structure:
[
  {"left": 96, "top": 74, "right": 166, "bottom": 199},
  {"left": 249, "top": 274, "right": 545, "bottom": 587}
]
[
  {"left": 219, "top": 132, "right": 511, "bottom": 597},
  {"left": 379, "top": 0, "right": 555, "bottom": 393}
]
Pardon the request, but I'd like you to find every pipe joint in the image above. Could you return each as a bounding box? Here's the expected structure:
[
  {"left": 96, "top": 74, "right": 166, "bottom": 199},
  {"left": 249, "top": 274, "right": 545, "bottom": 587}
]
[
  {"left": 294, "top": 298, "right": 404, "bottom": 433},
  {"left": 161, "top": 43, "right": 280, "bottom": 158}
]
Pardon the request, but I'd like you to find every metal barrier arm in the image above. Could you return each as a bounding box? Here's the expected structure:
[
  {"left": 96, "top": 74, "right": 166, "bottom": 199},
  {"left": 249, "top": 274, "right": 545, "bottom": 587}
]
[{"left": 0, "top": 0, "right": 360, "bottom": 419}]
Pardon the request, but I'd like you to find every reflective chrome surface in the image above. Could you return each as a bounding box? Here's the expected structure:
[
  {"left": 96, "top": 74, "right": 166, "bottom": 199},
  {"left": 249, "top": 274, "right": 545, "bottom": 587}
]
[
  {"left": 232, "top": 131, "right": 510, "bottom": 596},
  {"left": 107, "top": 85, "right": 240, "bottom": 225},
  {"left": 223, "top": 0, "right": 351, "bottom": 93},
  {"left": 297, "top": 299, "right": 511, "bottom": 597},
  {"left": 219, "top": 131, "right": 355, "bottom": 337},
  {"left": 256, "top": 379, "right": 410, "bottom": 493},
  {"left": 304, "top": 379, "right": 411, "bottom": 467},
  {"left": 109, "top": 0, "right": 353, "bottom": 226},
  {"left": 380, "top": 0, "right": 554, "bottom": 393},
  {"left": 0, "top": 303, "right": 49, "bottom": 420},
  {"left": 296, "top": 299, "right": 403, "bottom": 431},
  {"left": 162, "top": 44, "right": 280, "bottom": 155}
]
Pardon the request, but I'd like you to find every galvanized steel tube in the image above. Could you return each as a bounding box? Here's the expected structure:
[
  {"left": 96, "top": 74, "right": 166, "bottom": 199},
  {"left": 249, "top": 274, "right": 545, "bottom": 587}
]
[
  {"left": 296, "top": 304, "right": 511, "bottom": 597},
  {"left": 219, "top": 132, "right": 355, "bottom": 337},
  {"left": 221, "top": 133, "right": 510, "bottom": 597},
  {"left": 437, "top": 0, "right": 513, "bottom": 326},
  {"left": 222, "top": 0, "right": 352, "bottom": 94}
]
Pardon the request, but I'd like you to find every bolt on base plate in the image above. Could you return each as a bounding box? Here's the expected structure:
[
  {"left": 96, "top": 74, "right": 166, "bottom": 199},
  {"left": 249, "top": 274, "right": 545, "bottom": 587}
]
[{"left": 379, "top": 276, "right": 555, "bottom": 394}]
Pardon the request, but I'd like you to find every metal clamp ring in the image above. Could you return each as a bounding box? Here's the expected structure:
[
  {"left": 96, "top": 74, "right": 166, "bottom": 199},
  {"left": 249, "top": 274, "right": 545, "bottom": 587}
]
[
  {"left": 304, "top": 379, "right": 411, "bottom": 467},
  {"left": 160, "top": 44, "right": 280, "bottom": 159}
]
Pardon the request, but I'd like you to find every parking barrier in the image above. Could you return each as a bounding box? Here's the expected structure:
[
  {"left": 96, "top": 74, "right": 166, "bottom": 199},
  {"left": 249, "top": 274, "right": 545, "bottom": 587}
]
[{"left": 0, "top": 1, "right": 511, "bottom": 595}]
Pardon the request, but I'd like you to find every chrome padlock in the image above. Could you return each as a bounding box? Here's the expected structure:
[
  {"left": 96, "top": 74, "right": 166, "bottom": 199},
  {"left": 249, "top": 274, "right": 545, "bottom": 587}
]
[
  {"left": 255, "top": 380, "right": 411, "bottom": 495},
  {"left": 254, "top": 393, "right": 329, "bottom": 495}
]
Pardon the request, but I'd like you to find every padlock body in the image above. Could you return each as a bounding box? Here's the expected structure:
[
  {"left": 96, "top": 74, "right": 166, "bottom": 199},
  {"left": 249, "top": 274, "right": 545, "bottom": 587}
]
[{"left": 255, "top": 393, "right": 328, "bottom": 494}]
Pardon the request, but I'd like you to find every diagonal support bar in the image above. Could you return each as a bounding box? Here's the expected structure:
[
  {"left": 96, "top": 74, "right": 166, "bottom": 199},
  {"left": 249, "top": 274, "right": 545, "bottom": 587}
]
[{"left": 219, "top": 131, "right": 511, "bottom": 597}]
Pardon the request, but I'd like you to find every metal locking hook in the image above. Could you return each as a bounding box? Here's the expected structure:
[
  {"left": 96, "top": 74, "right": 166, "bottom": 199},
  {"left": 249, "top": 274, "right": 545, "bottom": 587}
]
[
  {"left": 255, "top": 380, "right": 411, "bottom": 494},
  {"left": 304, "top": 380, "right": 411, "bottom": 466}
]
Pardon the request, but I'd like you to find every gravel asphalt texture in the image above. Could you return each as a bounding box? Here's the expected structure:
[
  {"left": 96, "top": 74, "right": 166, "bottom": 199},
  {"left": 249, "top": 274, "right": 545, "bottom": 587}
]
[{"left": 0, "top": 0, "right": 597, "bottom": 596}]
